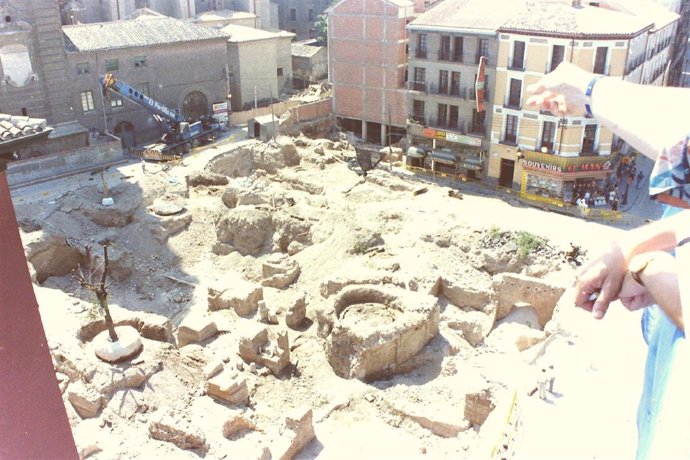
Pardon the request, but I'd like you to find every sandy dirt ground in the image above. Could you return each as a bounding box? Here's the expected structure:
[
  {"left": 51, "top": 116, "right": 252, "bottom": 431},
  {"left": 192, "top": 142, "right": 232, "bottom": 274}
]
[{"left": 11, "top": 133, "right": 659, "bottom": 460}]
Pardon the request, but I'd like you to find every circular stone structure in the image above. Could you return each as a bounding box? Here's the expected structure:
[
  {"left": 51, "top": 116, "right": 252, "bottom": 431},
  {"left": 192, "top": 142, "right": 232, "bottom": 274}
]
[
  {"left": 324, "top": 285, "right": 439, "bottom": 381},
  {"left": 92, "top": 325, "right": 143, "bottom": 363}
]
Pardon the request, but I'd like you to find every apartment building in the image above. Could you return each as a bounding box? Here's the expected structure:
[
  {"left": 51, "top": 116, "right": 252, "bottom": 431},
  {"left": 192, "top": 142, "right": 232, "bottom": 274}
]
[
  {"left": 406, "top": 0, "right": 518, "bottom": 177},
  {"left": 63, "top": 12, "right": 230, "bottom": 148},
  {"left": 278, "top": 0, "right": 330, "bottom": 40},
  {"left": 490, "top": 0, "right": 676, "bottom": 207},
  {"left": 327, "top": 0, "right": 415, "bottom": 144}
]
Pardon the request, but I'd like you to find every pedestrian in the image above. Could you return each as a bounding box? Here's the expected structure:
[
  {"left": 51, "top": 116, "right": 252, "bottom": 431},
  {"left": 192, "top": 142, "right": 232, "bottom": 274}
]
[
  {"left": 141, "top": 158, "right": 147, "bottom": 174},
  {"left": 608, "top": 188, "right": 616, "bottom": 204},
  {"left": 637, "top": 170, "right": 645, "bottom": 189},
  {"left": 527, "top": 60, "right": 690, "bottom": 459},
  {"left": 611, "top": 196, "right": 618, "bottom": 211}
]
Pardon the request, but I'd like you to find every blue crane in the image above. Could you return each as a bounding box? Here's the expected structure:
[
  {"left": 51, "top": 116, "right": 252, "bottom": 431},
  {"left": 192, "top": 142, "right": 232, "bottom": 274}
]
[{"left": 100, "top": 73, "right": 221, "bottom": 160}]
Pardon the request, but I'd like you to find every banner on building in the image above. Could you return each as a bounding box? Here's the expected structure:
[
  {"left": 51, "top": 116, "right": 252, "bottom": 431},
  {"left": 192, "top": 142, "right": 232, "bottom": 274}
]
[
  {"left": 475, "top": 56, "right": 486, "bottom": 113},
  {"left": 213, "top": 102, "right": 229, "bottom": 124}
]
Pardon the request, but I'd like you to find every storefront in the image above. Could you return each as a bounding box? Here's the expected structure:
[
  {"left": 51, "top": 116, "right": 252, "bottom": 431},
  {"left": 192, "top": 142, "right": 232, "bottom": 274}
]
[
  {"left": 405, "top": 146, "right": 426, "bottom": 168},
  {"left": 520, "top": 151, "right": 615, "bottom": 207},
  {"left": 406, "top": 124, "right": 485, "bottom": 178}
]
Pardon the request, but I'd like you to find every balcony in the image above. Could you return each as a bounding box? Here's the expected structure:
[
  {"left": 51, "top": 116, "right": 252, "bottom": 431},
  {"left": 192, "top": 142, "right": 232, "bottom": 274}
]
[
  {"left": 507, "top": 59, "right": 525, "bottom": 71},
  {"left": 414, "top": 49, "right": 428, "bottom": 59},
  {"left": 469, "top": 125, "right": 486, "bottom": 136},
  {"left": 438, "top": 50, "right": 451, "bottom": 61},
  {"left": 409, "top": 81, "right": 427, "bottom": 92}
]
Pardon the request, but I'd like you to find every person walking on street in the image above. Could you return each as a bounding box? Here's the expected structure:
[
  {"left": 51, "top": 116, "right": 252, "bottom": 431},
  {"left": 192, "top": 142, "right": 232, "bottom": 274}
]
[{"left": 637, "top": 170, "right": 645, "bottom": 189}]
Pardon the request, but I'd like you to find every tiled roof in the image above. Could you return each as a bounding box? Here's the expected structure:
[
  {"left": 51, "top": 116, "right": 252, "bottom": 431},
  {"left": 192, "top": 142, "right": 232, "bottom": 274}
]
[
  {"left": 501, "top": 2, "right": 654, "bottom": 37},
  {"left": 409, "top": 0, "right": 654, "bottom": 37},
  {"left": 220, "top": 24, "right": 294, "bottom": 42},
  {"left": 63, "top": 16, "right": 228, "bottom": 52},
  {"left": 292, "top": 43, "right": 324, "bottom": 57},
  {"left": 408, "top": 0, "right": 521, "bottom": 33},
  {"left": 0, "top": 115, "right": 48, "bottom": 142}
]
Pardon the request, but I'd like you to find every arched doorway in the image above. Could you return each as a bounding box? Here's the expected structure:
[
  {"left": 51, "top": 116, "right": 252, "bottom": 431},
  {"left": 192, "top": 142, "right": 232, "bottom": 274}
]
[
  {"left": 114, "top": 121, "right": 136, "bottom": 152},
  {"left": 183, "top": 91, "right": 209, "bottom": 121}
]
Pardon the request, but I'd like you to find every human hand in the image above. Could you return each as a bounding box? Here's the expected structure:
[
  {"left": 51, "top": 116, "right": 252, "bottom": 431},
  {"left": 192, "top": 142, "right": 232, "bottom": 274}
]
[
  {"left": 526, "top": 62, "right": 596, "bottom": 117},
  {"left": 617, "top": 266, "right": 653, "bottom": 311},
  {"left": 574, "top": 241, "right": 628, "bottom": 319}
]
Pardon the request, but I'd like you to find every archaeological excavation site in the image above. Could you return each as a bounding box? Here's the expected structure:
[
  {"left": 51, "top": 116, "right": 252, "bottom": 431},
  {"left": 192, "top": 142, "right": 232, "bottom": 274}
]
[{"left": 15, "top": 133, "right": 590, "bottom": 459}]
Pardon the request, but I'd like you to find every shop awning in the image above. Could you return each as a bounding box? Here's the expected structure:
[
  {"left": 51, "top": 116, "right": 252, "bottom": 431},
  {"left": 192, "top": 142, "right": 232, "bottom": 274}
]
[
  {"left": 406, "top": 146, "right": 426, "bottom": 158},
  {"left": 462, "top": 156, "right": 483, "bottom": 171},
  {"left": 430, "top": 149, "right": 455, "bottom": 165}
]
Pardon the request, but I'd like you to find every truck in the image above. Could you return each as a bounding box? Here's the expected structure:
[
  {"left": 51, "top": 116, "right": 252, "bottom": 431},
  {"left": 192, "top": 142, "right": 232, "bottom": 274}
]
[{"left": 100, "top": 73, "right": 222, "bottom": 161}]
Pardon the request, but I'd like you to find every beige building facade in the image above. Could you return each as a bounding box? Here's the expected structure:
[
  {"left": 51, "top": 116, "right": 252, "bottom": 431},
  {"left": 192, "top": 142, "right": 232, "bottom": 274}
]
[{"left": 487, "top": 0, "right": 676, "bottom": 208}]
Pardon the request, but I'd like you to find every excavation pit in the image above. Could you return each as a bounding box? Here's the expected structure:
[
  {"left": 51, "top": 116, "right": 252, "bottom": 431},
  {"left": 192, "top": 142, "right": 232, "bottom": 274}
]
[{"left": 324, "top": 285, "right": 439, "bottom": 382}]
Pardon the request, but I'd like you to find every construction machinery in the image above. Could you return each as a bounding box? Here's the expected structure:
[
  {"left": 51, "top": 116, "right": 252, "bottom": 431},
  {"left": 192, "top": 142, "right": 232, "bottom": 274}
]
[{"left": 100, "top": 74, "right": 221, "bottom": 161}]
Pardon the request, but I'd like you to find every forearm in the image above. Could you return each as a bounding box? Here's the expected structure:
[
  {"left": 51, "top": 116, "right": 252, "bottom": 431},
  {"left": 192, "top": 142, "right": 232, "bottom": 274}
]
[
  {"left": 591, "top": 77, "right": 690, "bottom": 160},
  {"left": 619, "top": 210, "right": 690, "bottom": 260},
  {"left": 636, "top": 252, "right": 683, "bottom": 331}
]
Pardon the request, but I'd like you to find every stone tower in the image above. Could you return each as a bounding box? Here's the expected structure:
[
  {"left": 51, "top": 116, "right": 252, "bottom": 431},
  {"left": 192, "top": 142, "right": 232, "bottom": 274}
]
[{"left": 0, "top": 1, "right": 71, "bottom": 123}]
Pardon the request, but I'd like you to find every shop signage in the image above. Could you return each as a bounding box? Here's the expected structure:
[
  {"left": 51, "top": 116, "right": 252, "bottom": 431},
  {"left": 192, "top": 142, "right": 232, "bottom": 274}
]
[
  {"left": 522, "top": 160, "right": 562, "bottom": 173},
  {"left": 213, "top": 102, "right": 228, "bottom": 124},
  {"left": 521, "top": 157, "right": 612, "bottom": 174},
  {"left": 423, "top": 128, "right": 482, "bottom": 146}
]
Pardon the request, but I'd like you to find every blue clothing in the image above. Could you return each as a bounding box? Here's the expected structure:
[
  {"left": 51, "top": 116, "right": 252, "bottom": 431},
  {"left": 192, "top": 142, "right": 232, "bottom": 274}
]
[{"left": 636, "top": 139, "right": 690, "bottom": 459}]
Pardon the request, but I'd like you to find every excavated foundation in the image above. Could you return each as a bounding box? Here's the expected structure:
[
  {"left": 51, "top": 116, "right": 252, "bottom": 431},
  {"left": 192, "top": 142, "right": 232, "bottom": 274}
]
[{"left": 324, "top": 285, "right": 439, "bottom": 382}]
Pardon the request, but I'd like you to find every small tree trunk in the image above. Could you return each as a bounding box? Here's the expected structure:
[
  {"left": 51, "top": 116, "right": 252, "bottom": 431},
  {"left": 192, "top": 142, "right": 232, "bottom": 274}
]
[{"left": 99, "top": 246, "right": 118, "bottom": 342}]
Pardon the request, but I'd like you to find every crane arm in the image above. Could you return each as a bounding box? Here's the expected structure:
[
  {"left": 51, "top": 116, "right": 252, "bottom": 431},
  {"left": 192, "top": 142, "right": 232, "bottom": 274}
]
[{"left": 99, "top": 73, "right": 185, "bottom": 124}]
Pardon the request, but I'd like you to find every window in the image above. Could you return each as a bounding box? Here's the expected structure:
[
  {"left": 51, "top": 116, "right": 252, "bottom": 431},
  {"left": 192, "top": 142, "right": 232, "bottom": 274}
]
[
  {"left": 472, "top": 109, "right": 486, "bottom": 134},
  {"left": 80, "top": 90, "right": 95, "bottom": 112},
  {"left": 412, "top": 99, "right": 425, "bottom": 122},
  {"left": 290, "top": 8, "right": 296, "bottom": 20},
  {"left": 416, "top": 33, "right": 427, "bottom": 59},
  {"left": 449, "top": 105, "right": 459, "bottom": 129},
  {"left": 134, "top": 56, "right": 146, "bottom": 67},
  {"left": 277, "top": 67, "right": 284, "bottom": 77},
  {"left": 582, "top": 124, "right": 597, "bottom": 154},
  {"left": 308, "top": 9, "right": 314, "bottom": 21},
  {"left": 439, "top": 36, "right": 451, "bottom": 60},
  {"left": 450, "top": 71, "right": 461, "bottom": 96},
  {"left": 504, "top": 114, "right": 518, "bottom": 143},
  {"left": 541, "top": 120, "right": 556, "bottom": 152},
  {"left": 137, "top": 82, "right": 150, "bottom": 97},
  {"left": 437, "top": 103, "right": 447, "bottom": 126},
  {"left": 105, "top": 59, "right": 118, "bottom": 72},
  {"left": 110, "top": 95, "right": 123, "bottom": 108},
  {"left": 413, "top": 67, "right": 426, "bottom": 91},
  {"left": 511, "top": 41, "right": 525, "bottom": 70},
  {"left": 551, "top": 45, "right": 565, "bottom": 71},
  {"left": 594, "top": 47, "right": 608, "bottom": 74},
  {"left": 477, "top": 38, "right": 489, "bottom": 64},
  {"left": 453, "top": 36, "right": 463, "bottom": 62},
  {"left": 438, "top": 70, "right": 449, "bottom": 94},
  {"left": 76, "top": 62, "right": 90, "bottom": 75},
  {"left": 507, "top": 78, "right": 521, "bottom": 108}
]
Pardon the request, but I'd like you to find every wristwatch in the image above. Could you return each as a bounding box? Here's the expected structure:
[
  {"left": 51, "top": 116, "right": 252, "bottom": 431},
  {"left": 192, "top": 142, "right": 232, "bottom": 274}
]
[{"left": 629, "top": 256, "right": 651, "bottom": 287}]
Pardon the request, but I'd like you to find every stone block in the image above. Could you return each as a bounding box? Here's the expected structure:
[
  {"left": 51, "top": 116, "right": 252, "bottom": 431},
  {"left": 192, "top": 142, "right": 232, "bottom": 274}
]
[
  {"left": 238, "top": 324, "right": 290, "bottom": 376},
  {"left": 177, "top": 315, "right": 218, "bottom": 347},
  {"left": 261, "top": 254, "right": 300, "bottom": 289},
  {"left": 149, "top": 414, "right": 208, "bottom": 452},
  {"left": 208, "top": 279, "right": 263, "bottom": 317},
  {"left": 492, "top": 273, "right": 566, "bottom": 327},
  {"left": 223, "top": 414, "right": 258, "bottom": 439},
  {"left": 272, "top": 408, "right": 315, "bottom": 460},
  {"left": 206, "top": 369, "right": 249, "bottom": 406},
  {"left": 67, "top": 381, "right": 102, "bottom": 419},
  {"left": 464, "top": 389, "right": 495, "bottom": 426}
]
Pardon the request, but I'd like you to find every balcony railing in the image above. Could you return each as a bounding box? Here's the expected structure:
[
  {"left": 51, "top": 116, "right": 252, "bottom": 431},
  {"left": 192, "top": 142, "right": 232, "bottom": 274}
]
[
  {"left": 409, "top": 81, "right": 427, "bottom": 92},
  {"left": 438, "top": 50, "right": 451, "bottom": 61},
  {"left": 415, "top": 50, "right": 427, "bottom": 59}
]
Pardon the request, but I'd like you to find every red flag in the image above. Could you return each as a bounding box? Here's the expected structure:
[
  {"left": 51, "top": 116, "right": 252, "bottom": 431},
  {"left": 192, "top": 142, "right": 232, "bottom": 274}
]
[{"left": 475, "top": 56, "right": 486, "bottom": 112}]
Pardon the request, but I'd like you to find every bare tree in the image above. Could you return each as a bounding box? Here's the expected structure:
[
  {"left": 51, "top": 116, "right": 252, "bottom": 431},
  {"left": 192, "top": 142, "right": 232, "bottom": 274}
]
[{"left": 74, "top": 245, "right": 118, "bottom": 342}]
